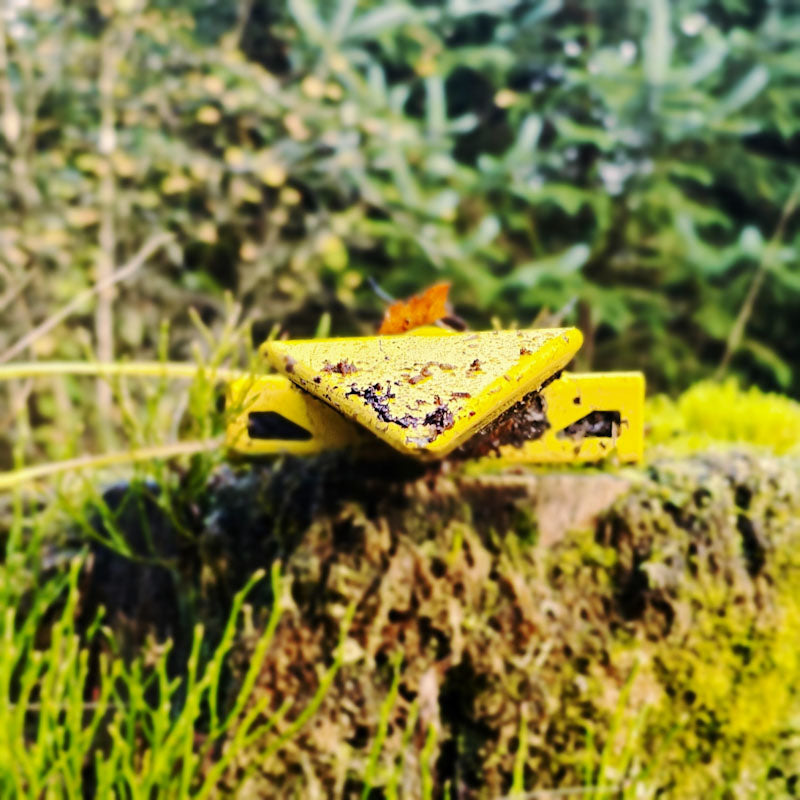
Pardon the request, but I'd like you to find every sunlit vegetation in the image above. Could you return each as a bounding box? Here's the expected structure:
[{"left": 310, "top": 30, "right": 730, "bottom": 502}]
[{"left": 1, "top": 0, "right": 799, "bottom": 797}]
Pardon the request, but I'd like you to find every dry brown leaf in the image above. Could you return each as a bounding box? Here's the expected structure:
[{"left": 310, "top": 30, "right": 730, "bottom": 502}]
[{"left": 378, "top": 282, "right": 451, "bottom": 334}]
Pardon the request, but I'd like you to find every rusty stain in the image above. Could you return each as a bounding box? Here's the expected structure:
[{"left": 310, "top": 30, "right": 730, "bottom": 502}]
[
  {"left": 408, "top": 361, "right": 457, "bottom": 384},
  {"left": 408, "top": 365, "right": 433, "bottom": 384},
  {"left": 322, "top": 360, "right": 358, "bottom": 375},
  {"left": 454, "top": 390, "right": 550, "bottom": 459},
  {"left": 423, "top": 406, "right": 454, "bottom": 435}
]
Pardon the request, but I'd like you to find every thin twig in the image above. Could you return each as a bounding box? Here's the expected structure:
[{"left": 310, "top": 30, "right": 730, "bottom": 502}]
[
  {"left": 716, "top": 176, "right": 800, "bottom": 378},
  {"left": 0, "top": 436, "right": 223, "bottom": 492},
  {"left": 0, "top": 7, "right": 37, "bottom": 208},
  {"left": 0, "top": 360, "right": 250, "bottom": 382},
  {"left": 95, "top": 16, "right": 137, "bottom": 435},
  {"left": 0, "top": 231, "right": 173, "bottom": 364},
  {"left": 1, "top": 286, "right": 37, "bottom": 435},
  {"left": 367, "top": 276, "right": 396, "bottom": 305},
  {"left": 0, "top": 272, "right": 32, "bottom": 316},
  {"left": 0, "top": 10, "right": 22, "bottom": 146},
  {"left": 0, "top": 377, "right": 33, "bottom": 434},
  {"left": 498, "top": 782, "right": 631, "bottom": 799},
  {"left": 230, "top": 0, "right": 255, "bottom": 47},
  {"left": 7, "top": 702, "right": 118, "bottom": 712}
]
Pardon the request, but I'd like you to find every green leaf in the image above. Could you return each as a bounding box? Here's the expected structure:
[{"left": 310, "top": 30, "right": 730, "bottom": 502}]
[
  {"left": 508, "top": 244, "right": 591, "bottom": 289},
  {"left": 425, "top": 76, "right": 447, "bottom": 135},
  {"left": 764, "top": 260, "right": 800, "bottom": 293},
  {"left": 643, "top": 0, "right": 673, "bottom": 87},
  {"left": 742, "top": 338, "right": 793, "bottom": 388},
  {"left": 714, "top": 65, "right": 770, "bottom": 119},
  {"left": 506, "top": 114, "right": 543, "bottom": 163},
  {"left": 554, "top": 116, "right": 616, "bottom": 150},
  {"left": 676, "top": 29, "right": 728, "bottom": 86},
  {"left": 518, "top": 183, "right": 595, "bottom": 216},
  {"left": 693, "top": 304, "right": 735, "bottom": 340},
  {"left": 347, "top": 5, "right": 422, "bottom": 39},
  {"left": 668, "top": 162, "right": 714, "bottom": 186},
  {"left": 287, "top": 0, "right": 327, "bottom": 44},
  {"left": 331, "top": 0, "right": 358, "bottom": 41},
  {"left": 520, "top": 0, "right": 563, "bottom": 26}
]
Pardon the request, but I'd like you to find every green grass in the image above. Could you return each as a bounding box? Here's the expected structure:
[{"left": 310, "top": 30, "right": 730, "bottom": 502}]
[
  {"left": 0, "top": 543, "right": 355, "bottom": 798},
  {"left": 0, "top": 307, "right": 346, "bottom": 797}
]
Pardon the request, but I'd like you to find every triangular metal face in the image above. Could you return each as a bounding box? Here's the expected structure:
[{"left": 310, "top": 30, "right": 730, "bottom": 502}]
[{"left": 264, "top": 327, "right": 583, "bottom": 460}]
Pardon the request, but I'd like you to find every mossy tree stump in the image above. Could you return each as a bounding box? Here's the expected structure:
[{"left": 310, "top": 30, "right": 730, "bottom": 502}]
[{"left": 86, "top": 452, "right": 800, "bottom": 798}]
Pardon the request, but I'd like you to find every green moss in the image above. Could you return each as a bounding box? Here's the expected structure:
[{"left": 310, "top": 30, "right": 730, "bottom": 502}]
[
  {"left": 647, "top": 378, "right": 800, "bottom": 455},
  {"left": 593, "top": 453, "right": 800, "bottom": 796},
  {"left": 195, "top": 451, "right": 800, "bottom": 797}
]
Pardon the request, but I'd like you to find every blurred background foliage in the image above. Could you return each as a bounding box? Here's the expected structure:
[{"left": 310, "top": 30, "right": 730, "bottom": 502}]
[
  {"left": 2, "top": 3, "right": 800, "bottom": 793},
  {"left": 1, "top": 0, "right": 800, "bottom": 434}
]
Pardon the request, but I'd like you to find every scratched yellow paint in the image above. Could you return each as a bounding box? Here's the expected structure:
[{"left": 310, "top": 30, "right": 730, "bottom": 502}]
[
  {"left": 263, "top": 328, "right": 583, "bottom": 459},
  {"left": 225, "top": 369, "right": 645, "bottom": 463},
  {"left": 225, "top": 373, "right": 365, "bottom": 456},
  {"left": 495, "top": 371, "right": 645, "bottom": 464}
]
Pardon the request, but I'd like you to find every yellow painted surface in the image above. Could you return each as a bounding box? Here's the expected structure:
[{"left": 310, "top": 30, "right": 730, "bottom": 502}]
[
  {"left": 225, "top": 369, "right": 645, "bottom": 463},
  {"left": 495, "top": 371, "right": 645, "bottom": 464},
  {"left": 263, "top": 328, "right": 583, "bottom": 459},
  {"left": 225, "top": 373, "right": 365, "bottom": 456}
]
